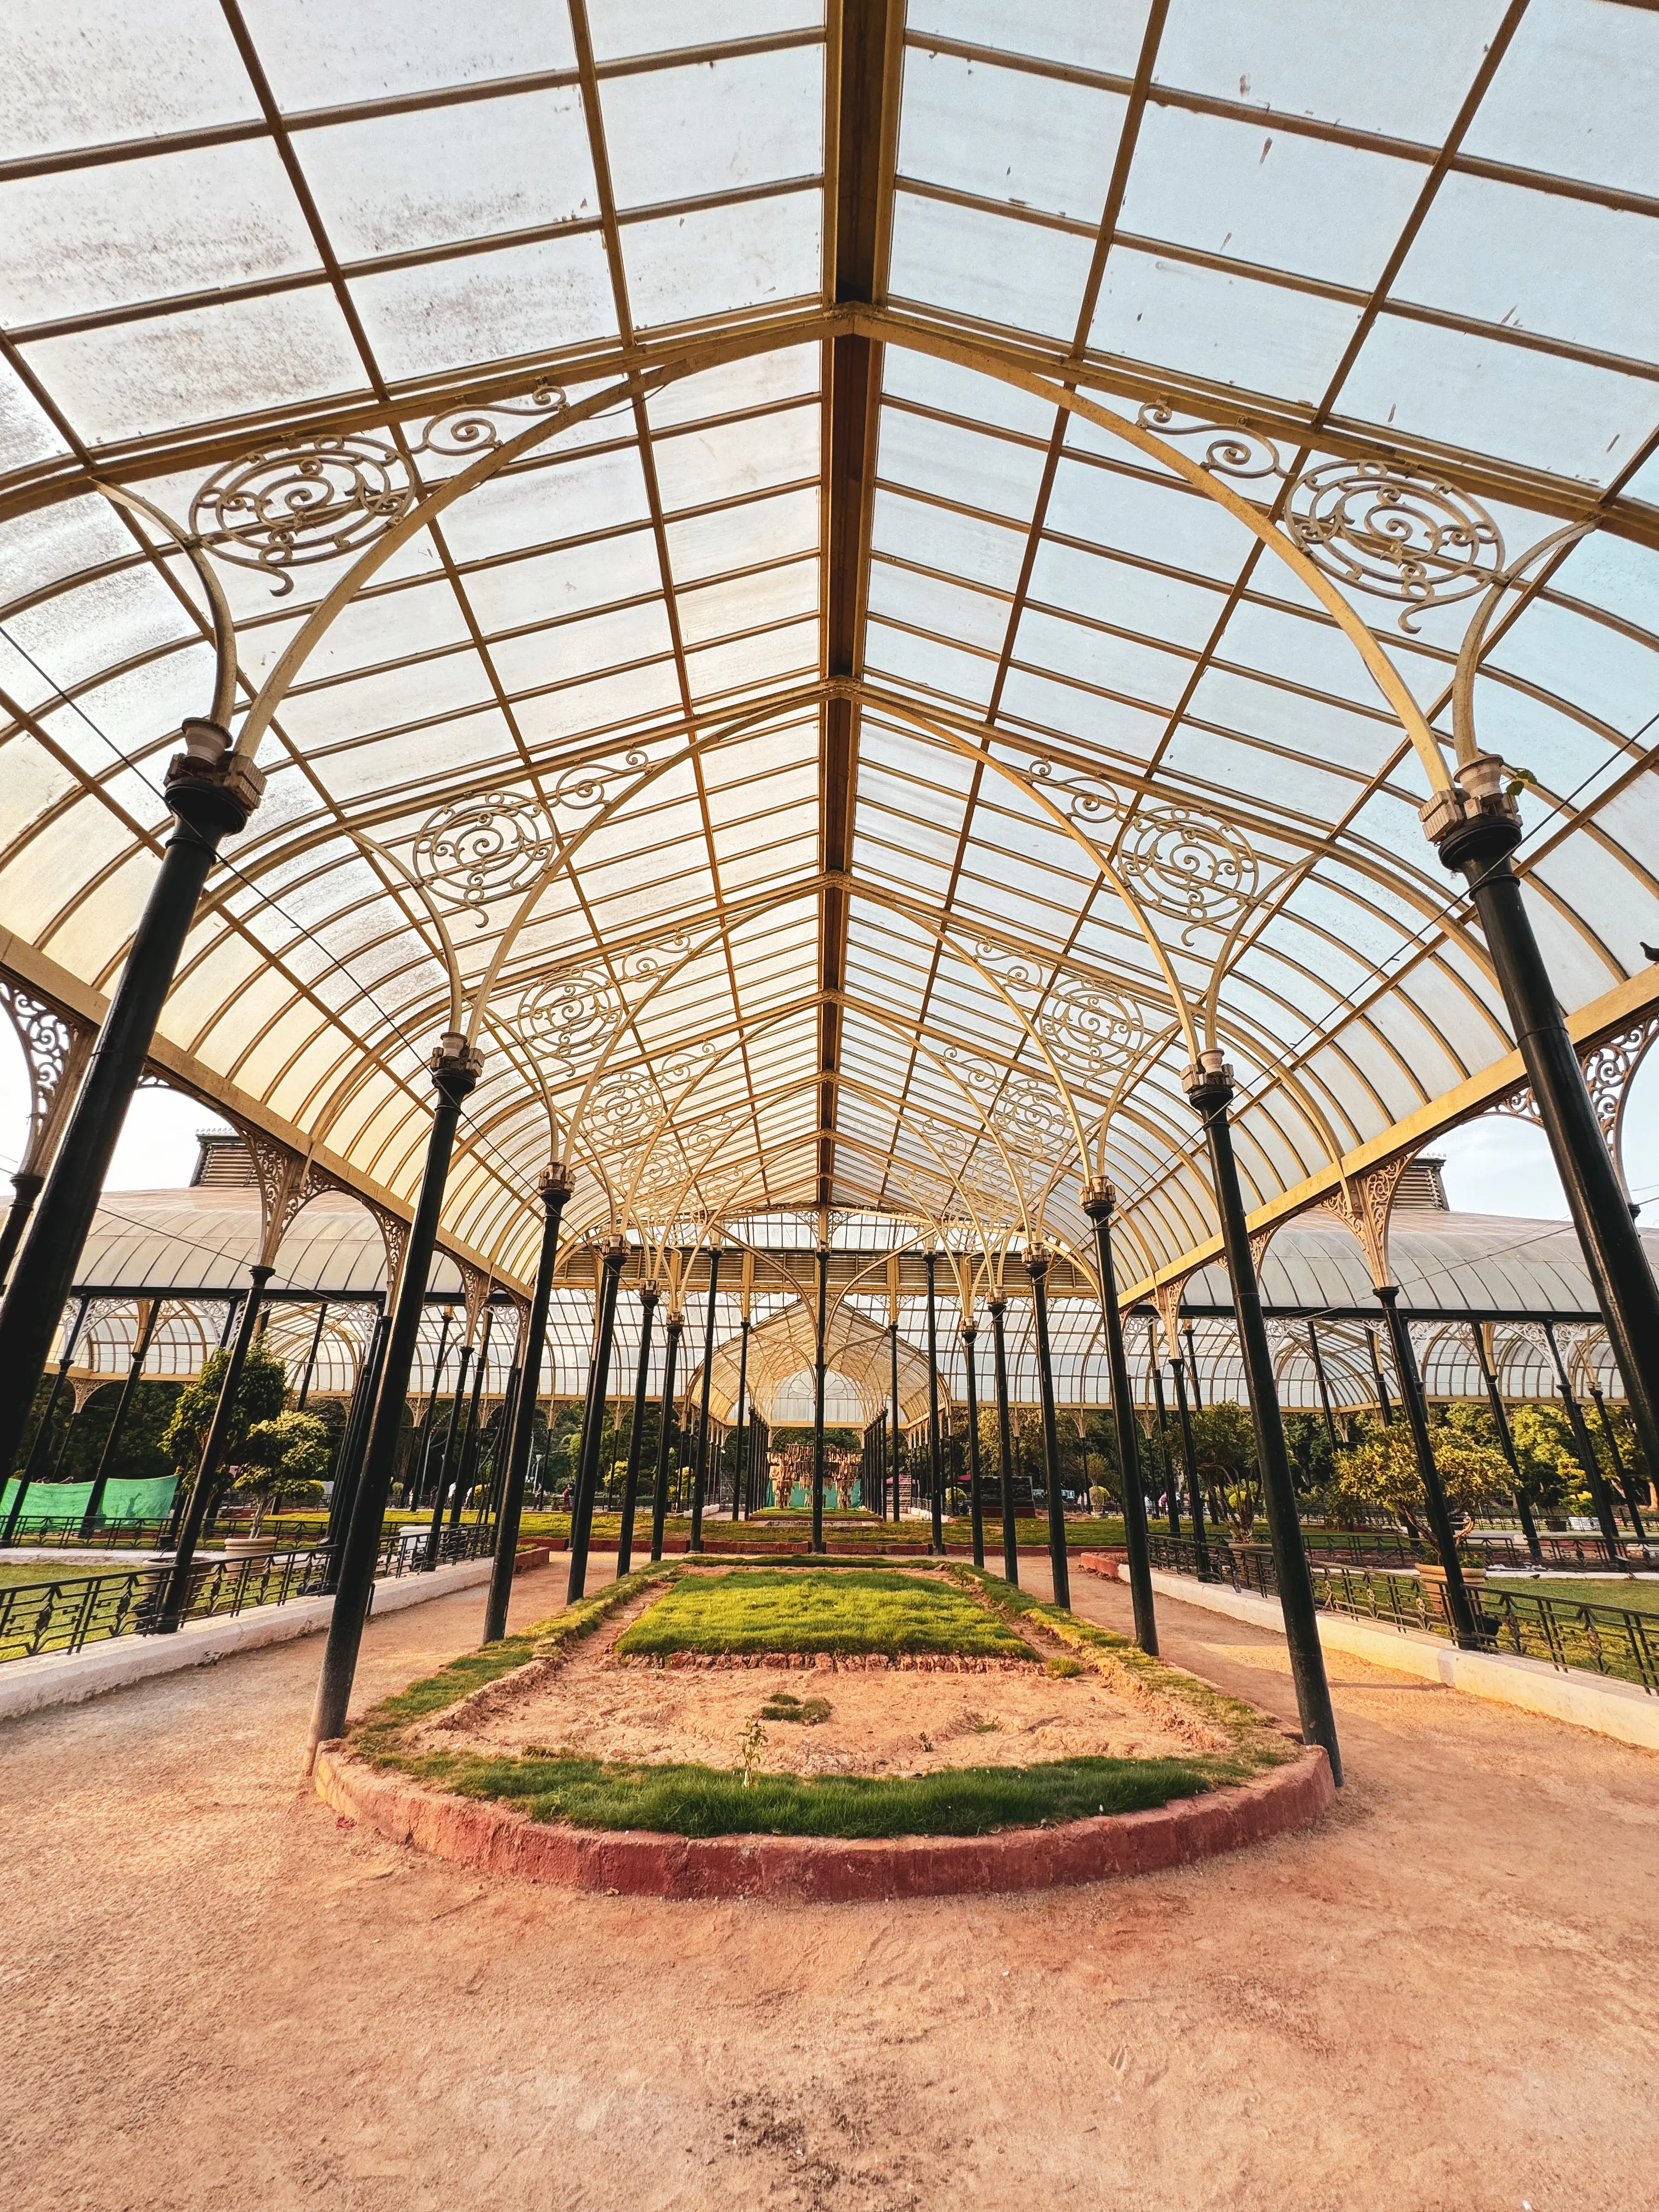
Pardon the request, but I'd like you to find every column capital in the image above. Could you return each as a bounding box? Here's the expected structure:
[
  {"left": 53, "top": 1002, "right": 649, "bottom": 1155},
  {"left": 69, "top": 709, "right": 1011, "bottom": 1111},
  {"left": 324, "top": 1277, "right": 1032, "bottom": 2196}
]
[
  {"left": 1419, "top": 752, "right": 1522, "bottom": 874},
  {"left": 165, "top": 719, "right": 266, "bottom": 834},
  {"left": 537, "top": 1160, "right": 573, "bottom": 1204},
  {"left": 1023, "top": 1242, "right": 1052, "bottom": 1281},
  {"left": 1080, "top": 1176, "right": 1115, "bottom": 1221},
  {"left": 1182, "top": 1048, "right": 1235, "bottom": 1109},
  {"left": 430, "top": 1031, "right": 483, "bottom": 1098},
  {"left": 637, "top": 1280, "right": 660, "bottom": 1310}
]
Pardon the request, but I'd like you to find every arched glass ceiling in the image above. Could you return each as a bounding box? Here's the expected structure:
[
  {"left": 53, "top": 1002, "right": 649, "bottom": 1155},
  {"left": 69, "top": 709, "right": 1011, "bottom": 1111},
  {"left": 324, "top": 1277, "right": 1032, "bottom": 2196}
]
[{"left": 3, "top": 2, "right": 1658, "bottom": 1304}]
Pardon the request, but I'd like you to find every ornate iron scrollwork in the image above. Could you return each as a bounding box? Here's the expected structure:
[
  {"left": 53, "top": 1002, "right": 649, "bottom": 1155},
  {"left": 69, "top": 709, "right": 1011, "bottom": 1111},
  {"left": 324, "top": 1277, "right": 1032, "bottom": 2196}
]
[
  {"left": 1285, "top": 458, "right": 1503, "bottom": 633},
  {"left": 414, "top": 791, "right": 558, "bottom": 922},
  {"left": 191, "top": 435, "right": 415, "bottom": 596},
  {"left": 1137, "top": 403, "right": 1284, "bottom": 483},
  {"left": 1117, "top": 804, "right": 1261, "bottom": 941}
]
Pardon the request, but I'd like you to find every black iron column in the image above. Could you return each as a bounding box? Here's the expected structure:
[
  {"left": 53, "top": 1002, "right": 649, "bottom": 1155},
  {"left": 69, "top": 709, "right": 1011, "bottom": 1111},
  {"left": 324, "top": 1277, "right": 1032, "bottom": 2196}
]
[
  {"left": 924, "top": 1245, "right": 944, "bottom": 1555},
  {"left": 3, "top": 1293, "right": 90, "bottom": 1545},
  {"left": 483, "top": 1165, "right": 571, "bottom": 1643},
  {"left": 1367, "top": 1327, "right": 1394, "bottom": 1424},
  {"left": 484, "top": 1356, "right": 522, "bottom": 1527},
  {"left": 412, "top": 1307, "right": 454, "bottom": 1509},
  {"left": 296, "top": 1300, "right": 329, "bottom": 1410},
  {"left": 78, "top": 1298, "right": 162, "bottom": 1534},
  {"left": 1147, "top": 1325, "right": 1178, "bottom": 1540},
  {"left": 888, "top": 1316, "right": 901, "bottom": 1523},
  {"left": 1425, "top": 760, "right": 1659, "bottom": 1485},
  {"left": 689, "top": 1242, "right": 722, "bottom": 1554},
  {"left": 1472, "top": 1323, "right": 1542, "bottom": 1563},
  {"left": 1186, "top": 1051, "right": 1341, "bottom": 1785},
  {"left": 0, "top": 1170, "right": 45, "bottom": 1294},
  {"left": 153, "top": 1262, "right": 275, "bottom": 1627},
  {"left": 325, "top": 1305, "right": 387, "bottom": 1582},
  {"left": 1375, "top": 1285, "right": 1481, "bottom": 1644},
  {"left": 1081, "top": 1183, "right": 1155, "bottom": 1651},
  {"left": 731, "top": 1313, "right": 749, "bottom": 1522},
  {"left": 651, "top": 1312, "right": 684, "bottom": 1561},
  {"left": 1307, "top": 1322, "right": 1339, "bottom": 1452},
  {"left": 616, "top": 1283, "right": 658, "bottom": 1575},
  {"left": 1543, "top": 1319, "right": 1623, "bottom": 1555},
  {"left": 1024, "top": 1246, "right": 1070, "bottom": 1610},
  {"left": 424, "top": 1339, "right": 473, "bottom": 1566},
  {"left": 1182, "top": 1323, "right": 1203, "bottom": 1410},
  {"left": 1589, "top": 1385, "right": 1647, "bottom": 1543},
  {"left": 0, "top": 725, "right": 263, "bottom": 1480},
  {"left": 962, "top": 1317, "right": 985, "bottom": 1568},
  {"left": 812, "top": 1243, "right": 828, "bottom": 1553},
  {"left": 451, "top": 1305, "right": 494, "bottom": 1527},
  {"left": 1170, "top": 1356, "right": 1209, "bottom": 1575},
  {"left": 306, "top": 1037, "right": 481, "bottom": 1754},
  {"left": 567, "top": 1238, "right": 626, "bottom": 1601},
  {"left": 988, "top": 1295, "right": 1018, "bottom": 1585}
]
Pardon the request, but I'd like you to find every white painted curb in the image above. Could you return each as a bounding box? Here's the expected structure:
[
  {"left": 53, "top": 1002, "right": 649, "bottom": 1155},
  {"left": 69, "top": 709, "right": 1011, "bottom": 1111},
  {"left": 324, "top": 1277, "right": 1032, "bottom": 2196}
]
[
  {"left": 0, "top": 1557, "right": 497, "bottom": 1724},
  {"left": 1127, "top": 1566, "right": 1659, "bottom": 1753}
]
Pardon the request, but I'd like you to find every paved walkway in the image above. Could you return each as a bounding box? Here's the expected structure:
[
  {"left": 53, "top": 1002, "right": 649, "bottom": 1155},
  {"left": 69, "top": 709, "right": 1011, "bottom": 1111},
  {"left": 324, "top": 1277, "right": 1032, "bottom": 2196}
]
[{"left": 4, "top": 1553, "right": 1654, "bottom": 2211}]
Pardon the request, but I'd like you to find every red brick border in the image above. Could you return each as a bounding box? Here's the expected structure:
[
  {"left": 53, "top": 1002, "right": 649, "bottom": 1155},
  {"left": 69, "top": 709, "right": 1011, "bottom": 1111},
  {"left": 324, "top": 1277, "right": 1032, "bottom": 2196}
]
[{"left": 314, "top": 1742, "right": 1333, "bottom": 1902}]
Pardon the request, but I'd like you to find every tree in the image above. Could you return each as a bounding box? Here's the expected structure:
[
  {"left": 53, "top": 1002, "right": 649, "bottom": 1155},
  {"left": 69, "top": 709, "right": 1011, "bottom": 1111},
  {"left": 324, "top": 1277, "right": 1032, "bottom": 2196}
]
[
  {"left": 162, "top": 1341, "right": 288, "bottom": 1499},
  {"left": 232, "top": 1410, "right": 330, "bottom": 1531},
  {"left": 1324, "top": 1425, "right": 1514, "bottom": 1539},
  {"left": 1506, "top": 1403, "right": 1583, "bottom": 1523},
  {"left": 1188, "top": 1402, "right": 1259, "bottom": 1539}
]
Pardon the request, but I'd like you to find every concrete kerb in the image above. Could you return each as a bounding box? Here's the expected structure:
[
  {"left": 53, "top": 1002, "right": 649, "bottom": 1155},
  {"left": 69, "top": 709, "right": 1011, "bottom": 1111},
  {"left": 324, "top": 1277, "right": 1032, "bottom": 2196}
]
[
  {"left": 0, "top": 1549, "right": 552, "bottom": 1725},
  {"left": 313, "top": 1740, "right": 1335, "bottom": 1902},
  {"left": 1115, "top": 1564, "right": 1659, "bottom": 1754}
]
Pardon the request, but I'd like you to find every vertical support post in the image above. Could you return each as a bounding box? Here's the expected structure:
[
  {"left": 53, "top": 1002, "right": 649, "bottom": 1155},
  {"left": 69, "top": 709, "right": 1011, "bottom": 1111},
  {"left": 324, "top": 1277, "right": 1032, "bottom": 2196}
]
[
  {"left": 306, "top": 1035, "right": 481, "bottom": 1756},
  {"left": 924, "top": 1245, "right": 943, "bottom": 1555},
  {"left": 1307, "top": 1322, "right": 1339, "bottom": 1452},
  {"left": 411, "top": 1307, "right": 453, "bottom": 1509},
  {"left": 888, "top": 1317, "right": 901, "bottom": 1523},
  {"left": 1024, "top": 1246, "right": 1070, "bottom": 1611},
  {"left": 483, "top": 1165, "right": 571, "bottom": 1643},
  {"left": 690, "top": 1242, "right": 721, "bottom": 1555},
  {"left": 3, "top": 1294, "right": 91, "bottom": 1545},
  {"left": 1186, "top": 1051, "right": 1341, "bottom": 1785},
  {"left": 79, "top": 1299, "right": 161, "bottom": 1534},
  {"left": 1182, "top": 1323, "right": 1203, "bottom": 1410},
  {"left": 0, "top": 1170, "right": 46, "bottom": 1295},
  {"left": 1590, "top": 1385, "right": 1646, "bottom": 1543},
  {"left": 324, "top": 1304, "right": 385, "bottom": 1577},
  {"left": 1171, "top": 1357, "right": 1209, "bottom": 1575},
  {"left": 651, "top": 1314, "right": 684, "bottom": 1561},
  {"left": 154, "top": 1263, "right": 275, "bottom": 1624},
  {"left": 424, "top": 1340, "right": 473, "bottom": 1566},
  {"left": 567, "top": 1238, "right": 626, "bottom": 1601},
  {"left": 616, "top": 1284, "right": 657, "bottom": 1574},
  {"left": 1543, "top": 1319, "right": 1623, "bottom": 1556},
  {"left": 296, "top": 1300, "right": 328, "bottom": 1410},
  {"left": 1472, "top": 1322, "right": 1541, "bottom": 1563},
  {"left": 812, "top": 1243, "right": 828, "bottom": 1553},
  {"left": 0, "top": 724, "right": 263, "bottom": 1480},
  {"left": 1147, "top": 1329, "right": 1177, "bottom": 1539},
  {"left": 731, "top": 1314, "right": 749, "bottom": 1522},
  {"left": 1080, "top": 1184, "right": 1156, "bottom": 1650},
  {"left": 988, "top": 1295, "right": 1018, "bottom": 1585},
  {"left": 962, "top": 1317, "right": 984, "bottom": 1568},
  {"left": 483, "top": 1357, "right": 522, "bottom": 1527},
  {"left": 1374, "top": 1285, "right": 1480, "bottom": 1643},
  {"left": 1367, "top": 1326, "right": 1394, "bottom": 1425},
  {"left": 452, "top": 1305, "right": 493, "bottom": 1526},
  {"left": 1425, "top": 760, "right": 1659, "bottom": 1486}
]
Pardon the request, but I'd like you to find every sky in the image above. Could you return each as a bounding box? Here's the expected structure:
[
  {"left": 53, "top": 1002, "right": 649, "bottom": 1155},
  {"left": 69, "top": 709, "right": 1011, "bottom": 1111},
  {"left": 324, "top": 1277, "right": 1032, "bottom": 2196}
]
[{"left": 3, "top": 1020, "right": 1657, "bottom": 1223}]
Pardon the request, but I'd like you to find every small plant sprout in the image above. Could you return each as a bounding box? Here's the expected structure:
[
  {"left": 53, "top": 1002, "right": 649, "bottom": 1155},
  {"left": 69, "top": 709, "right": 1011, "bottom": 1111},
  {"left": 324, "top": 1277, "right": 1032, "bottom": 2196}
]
[{"left": 740, "top": 1716, "right": 768, "bottom": 1786}]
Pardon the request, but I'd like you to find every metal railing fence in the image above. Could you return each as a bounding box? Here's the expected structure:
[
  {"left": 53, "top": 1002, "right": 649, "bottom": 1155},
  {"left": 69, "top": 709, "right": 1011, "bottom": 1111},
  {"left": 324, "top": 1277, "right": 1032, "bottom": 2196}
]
[{"left": 1144, "top": 1533, "right": 1658, "bottom": 1697}]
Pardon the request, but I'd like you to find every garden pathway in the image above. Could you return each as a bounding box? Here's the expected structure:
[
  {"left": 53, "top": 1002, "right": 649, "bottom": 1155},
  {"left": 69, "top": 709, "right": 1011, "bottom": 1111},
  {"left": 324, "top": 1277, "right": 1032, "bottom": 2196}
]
[{"left": 3, "top": 1551, "right": 1653, "bottom": 2211}]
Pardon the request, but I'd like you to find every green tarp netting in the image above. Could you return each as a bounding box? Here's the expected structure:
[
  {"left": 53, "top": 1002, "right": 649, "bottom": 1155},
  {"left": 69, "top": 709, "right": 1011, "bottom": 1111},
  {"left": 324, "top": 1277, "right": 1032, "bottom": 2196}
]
[{"left": 2, "top": 1477, "right": 177, "bottom": 1527}]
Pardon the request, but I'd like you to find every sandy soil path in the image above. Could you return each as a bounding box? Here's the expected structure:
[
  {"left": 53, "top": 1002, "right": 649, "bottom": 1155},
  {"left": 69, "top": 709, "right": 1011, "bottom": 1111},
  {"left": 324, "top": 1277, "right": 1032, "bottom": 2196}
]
[{"left": 3, "top": 1551, "right": 1654, "bottom": 2212}]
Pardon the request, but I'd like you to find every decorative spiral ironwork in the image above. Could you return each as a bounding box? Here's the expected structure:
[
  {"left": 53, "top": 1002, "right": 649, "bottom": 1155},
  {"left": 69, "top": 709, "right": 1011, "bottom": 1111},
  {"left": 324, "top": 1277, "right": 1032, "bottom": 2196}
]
[
  {"left": 1039, "top": 979, "right": 1147, "bottom": 1088},
  {"left": 1025, "top": 757, "right": 1121, "bottom": 833},
  {"left": 420, "top": 383, "right": 568, "bottom": 459},
  {"left": 413, "top": 792, "right": 556, "bottom": 922},
  {"left": 190, "top": 435, "right": 414, "bottom": 596},
  {"left": 1118, "top": 804, "right": 1260, "bottom": 942},
  {"left": 517, "top": 963, "right": 619, "bottom": 1067},
  {"left": 548, "top": 747, "right": 651, "bottom": 815},
  {"left": 1286, "top": 459, "right": 1503, "bottom": 632},
  {"left": 1137, "top": 404, "right": 1283, "bottom": 482}
]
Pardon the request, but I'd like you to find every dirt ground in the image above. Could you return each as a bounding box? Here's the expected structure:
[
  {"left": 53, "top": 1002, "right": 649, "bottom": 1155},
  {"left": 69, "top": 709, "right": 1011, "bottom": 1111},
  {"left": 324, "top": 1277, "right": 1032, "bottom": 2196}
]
[
  {"left": 3, "top": 1553, "right": 1656, "bottom": 2212},
  {"left": 433, "top": 1571, "right": 1216, "bottom": 1776}
]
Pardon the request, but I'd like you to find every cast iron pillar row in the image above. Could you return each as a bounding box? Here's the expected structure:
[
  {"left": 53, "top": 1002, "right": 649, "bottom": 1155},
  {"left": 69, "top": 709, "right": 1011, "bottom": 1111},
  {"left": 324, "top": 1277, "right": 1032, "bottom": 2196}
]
[{"left": 483, "top": 1164, "right": 572, "bottom": 1642}]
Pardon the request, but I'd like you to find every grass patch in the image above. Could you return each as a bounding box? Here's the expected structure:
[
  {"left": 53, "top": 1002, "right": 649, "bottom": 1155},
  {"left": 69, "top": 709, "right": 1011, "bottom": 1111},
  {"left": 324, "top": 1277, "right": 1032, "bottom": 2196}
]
[
  {"left": 394, "top": 1745, "right": 1225, "bottom": 1839},
  {"left": 612, "top": 1567, "right": 1031, "bottom": 1660},
  {"left": 759, "top": 1690, "right": 832, "bottom": 1725},
  {"left": 1487, "top": 1575, "right": 1659, "bottom": 1618}
]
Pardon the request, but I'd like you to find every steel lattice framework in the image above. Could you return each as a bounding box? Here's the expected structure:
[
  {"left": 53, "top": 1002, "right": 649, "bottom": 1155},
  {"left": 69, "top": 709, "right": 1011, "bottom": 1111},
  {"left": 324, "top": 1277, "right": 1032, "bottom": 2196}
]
[{"left": 3, "top": 1, "right": 1658, "bottom": 1385}]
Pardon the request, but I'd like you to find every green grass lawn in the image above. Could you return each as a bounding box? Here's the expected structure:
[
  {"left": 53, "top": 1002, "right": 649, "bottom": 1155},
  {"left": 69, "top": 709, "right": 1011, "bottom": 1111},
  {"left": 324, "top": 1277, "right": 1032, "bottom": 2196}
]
[
  {"left": 613, "top": 1566, "right": 1033, "bottom": 1660},
  {"left": 0, "top": 1560, "right": 106, "bottom": 1590},
  {"left": 1487, "top": 1574, "right": 1659, "bottom": 1619}
]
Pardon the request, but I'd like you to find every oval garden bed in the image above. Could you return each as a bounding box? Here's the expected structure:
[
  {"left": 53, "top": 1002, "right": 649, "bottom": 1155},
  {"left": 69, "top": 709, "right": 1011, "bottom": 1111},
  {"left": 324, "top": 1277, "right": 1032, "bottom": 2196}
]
[{"left": 315, "top": 1561, "right": 1333, "bottom": 1899}]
